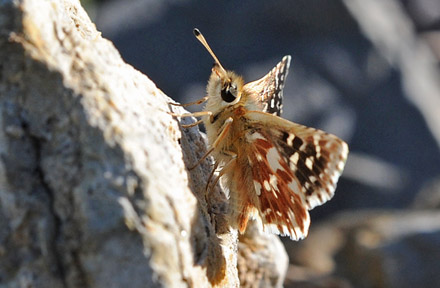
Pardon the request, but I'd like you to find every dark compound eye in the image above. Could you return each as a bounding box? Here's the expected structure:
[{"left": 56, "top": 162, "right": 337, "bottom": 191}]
[{"left": 221, "top": 84, "right": 237, "bottom": 103}]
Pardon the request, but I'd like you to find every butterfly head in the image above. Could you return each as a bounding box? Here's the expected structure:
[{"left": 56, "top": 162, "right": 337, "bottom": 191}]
[
  {"left": 194, "top": 28, "right": 244, "bottom": 110},
  {"left": 208, "top": 64, "right": 244, "bottom": 106}
]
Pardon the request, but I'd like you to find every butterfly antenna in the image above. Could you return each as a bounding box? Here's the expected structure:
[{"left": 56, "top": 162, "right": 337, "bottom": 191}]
[{"left": 193, "top": 28, "right": 226, "bottom": 73}]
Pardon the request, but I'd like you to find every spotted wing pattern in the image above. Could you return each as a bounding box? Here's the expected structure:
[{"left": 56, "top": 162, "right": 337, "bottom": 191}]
[
  {"left": 227, "top": 111, "right": 348, "bottom": 240},
  {"left": 243, "top": 55, "right": 291, "bottom": 116}
]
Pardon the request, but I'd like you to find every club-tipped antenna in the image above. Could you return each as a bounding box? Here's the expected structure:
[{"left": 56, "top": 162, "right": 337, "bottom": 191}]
[{"left": 193, "top": 28, "right": 226, "bottom": 72}]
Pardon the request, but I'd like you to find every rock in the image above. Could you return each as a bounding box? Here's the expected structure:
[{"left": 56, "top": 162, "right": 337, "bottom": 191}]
[
  {"left": 238, "top": 220, "right": 288, "bottom": 288},
  {"left": 0, "top": 0, "right": 288, "bottom": 287},
  {"left": 285, "top": 210, "right": 440, "bottom": 288}
]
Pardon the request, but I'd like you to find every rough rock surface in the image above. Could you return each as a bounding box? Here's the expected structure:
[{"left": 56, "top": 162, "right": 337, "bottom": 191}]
[
  {"left": 0, "top": 0, "right": 287, "bottom": 287},
  {"left": 90, "top": 0, "right": 440, "bottom": 287},
  {"left": 238, "top": 221, "right": 288, "bottom": 288}
]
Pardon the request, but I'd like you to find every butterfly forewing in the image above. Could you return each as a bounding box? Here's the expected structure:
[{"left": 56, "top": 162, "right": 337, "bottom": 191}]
[
  {"left": 243, "top": 56, "right": 291, "bottom": 116},
  {"left": 230, "top": 111, "right": 348, "bottom": 240}
]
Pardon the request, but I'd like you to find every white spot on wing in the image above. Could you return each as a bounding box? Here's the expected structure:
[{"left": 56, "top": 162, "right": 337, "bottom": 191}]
[
  {"left": 288, "top": 179, "right": 302, "bottom": 196},
  {"left": 267, "top": 147, "right": 283, "bottom": 172},
  {"left": 262, "top": 208, "right": 272, "bottom": 216},
  {"left": 254, "top": 181, "right": 262, "bottom": 196},
  {"left": 263, "top": 180, "right": 270, "bottom": 191},
  {"left": 247, "top": 132, "right": 266, "bottom": 141},
  {"left": 289, "top": 163, "right": 297, "bottom": 172},
  {"left": 305, "top": 157, "right": 314, "bottom": 170},
  {"left": 269, "top": 174, "right": 277, "bottom": 187},
  {"left": 287, "top": 134, "right": 295, "bottom": 146},
  {"left": 290, "top": 152, "right": 299, "bottom": 164},
  {"left": 315, "top": 145, "right": 321, "bottom": 158},
  {"left": 304, "top": 182, "right": 311, "bottom": 190}
]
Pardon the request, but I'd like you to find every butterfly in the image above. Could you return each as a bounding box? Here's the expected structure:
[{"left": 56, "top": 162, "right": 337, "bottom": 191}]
[{"left": 172, "top": 28, "right": 348, "bottom": 240}]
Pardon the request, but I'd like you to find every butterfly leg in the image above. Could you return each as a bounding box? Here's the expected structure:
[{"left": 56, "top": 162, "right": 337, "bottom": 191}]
[
  {"left": 212, "top": 117, "right": 233, "bottom": 147},
  {"left": 188, "top": 147, "right": 214, "bottom": 170},
  {"left": 205, "top": 150, "right": 237, "bottom": 193},
  {"left": 206, "top": 154, "right": 237, "bottom": 233},
  {"left": 169, "top": 110, "right": 212, "bottom": 128},
  {"left": 169, "top": 96, "right": 208, "bottom": 107},
  {"left": 206, "top": 152, "right": 237, "bottom": 195},
  {"left": 205, "top": 161, "right": 220, "bottom": 193},
  {"left": 169, "top": 110, "right": 212, "bottom": 118},
  {"left": 180, "top": 119, "right": 203, "bottom": 128},
  {"left": 187, "top": 117, "right": 234, "bottom": 170}
]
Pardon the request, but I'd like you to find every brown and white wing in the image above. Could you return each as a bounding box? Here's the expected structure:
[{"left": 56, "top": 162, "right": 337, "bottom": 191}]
[
  {"left": 228, "top": 111, "right": 348, "bottom": 240},
  {"left": 243, "top": 56, "right": 291, "bottom": 116}
]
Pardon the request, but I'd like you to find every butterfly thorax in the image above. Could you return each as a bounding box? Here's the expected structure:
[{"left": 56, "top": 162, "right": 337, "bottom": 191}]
[
  {"left": 203, "top": 100, "right": 251, "bottom": 165},
  {"left": 202, "top": 68, "right": 262, "bottom": 166}
]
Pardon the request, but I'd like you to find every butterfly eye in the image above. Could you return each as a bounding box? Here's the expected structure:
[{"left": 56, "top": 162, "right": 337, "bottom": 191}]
[{"left": 221, "top": 84, "right": 237, "bottom": 103}]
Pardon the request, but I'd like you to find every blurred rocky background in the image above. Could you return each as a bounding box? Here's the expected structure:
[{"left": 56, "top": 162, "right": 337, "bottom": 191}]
[{"left": 84, "top": 0, "right": 440, "bottom": 287}]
